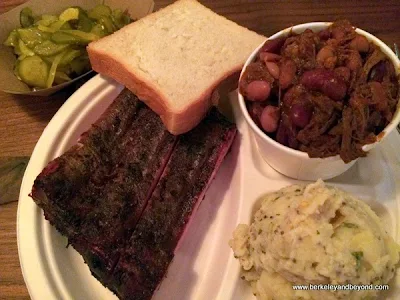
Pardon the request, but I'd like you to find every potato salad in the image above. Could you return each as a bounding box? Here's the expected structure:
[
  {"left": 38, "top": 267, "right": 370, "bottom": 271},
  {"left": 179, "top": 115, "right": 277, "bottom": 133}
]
[{"left": 229, "top": 180, "right": 400, "bottom": 300}]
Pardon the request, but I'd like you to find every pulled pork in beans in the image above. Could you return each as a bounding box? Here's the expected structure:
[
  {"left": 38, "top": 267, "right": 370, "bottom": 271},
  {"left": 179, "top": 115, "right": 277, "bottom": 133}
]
[{"left": 240, "top": 20, "right": 399, "bottom": 163}]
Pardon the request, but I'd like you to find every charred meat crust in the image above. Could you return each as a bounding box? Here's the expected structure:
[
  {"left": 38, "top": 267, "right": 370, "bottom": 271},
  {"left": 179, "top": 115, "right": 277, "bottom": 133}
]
[
  {"left": 30, "top": 89, "right": 237, "bottom": 299},
  {"left": 109, "top": 109, "right": 237, "bottom": 300},
  {"left": 31, "top": 90, "right": 178, "bottom": 280}
]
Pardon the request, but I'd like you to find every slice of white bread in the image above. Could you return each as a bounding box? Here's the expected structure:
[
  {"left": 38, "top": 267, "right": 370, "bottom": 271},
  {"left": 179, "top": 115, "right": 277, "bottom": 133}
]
[{"left": 87, "top": 0, "right": 266, "bottom": 134}]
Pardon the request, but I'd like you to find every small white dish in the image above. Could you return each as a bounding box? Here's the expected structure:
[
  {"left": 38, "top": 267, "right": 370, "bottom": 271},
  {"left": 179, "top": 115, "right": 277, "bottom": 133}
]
[{"left": 238, "top": 22, "right": 400, "bottom": 181}]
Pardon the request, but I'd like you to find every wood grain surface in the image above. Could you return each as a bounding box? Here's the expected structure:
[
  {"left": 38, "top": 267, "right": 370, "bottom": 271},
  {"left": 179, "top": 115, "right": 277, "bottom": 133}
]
[{"left": 0, "top": 0, "right": 399, "bottom": 299}]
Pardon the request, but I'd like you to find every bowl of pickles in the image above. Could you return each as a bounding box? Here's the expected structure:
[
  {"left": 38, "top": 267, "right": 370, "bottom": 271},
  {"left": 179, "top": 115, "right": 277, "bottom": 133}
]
[{"left": 0, "top": 0, "right": 154, "bottom": 96}]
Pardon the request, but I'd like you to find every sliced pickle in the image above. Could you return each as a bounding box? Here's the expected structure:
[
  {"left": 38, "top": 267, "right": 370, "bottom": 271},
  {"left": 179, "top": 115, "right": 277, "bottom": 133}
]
[{"left": 18, "top": 56, "right": 49, "bottom": 88}]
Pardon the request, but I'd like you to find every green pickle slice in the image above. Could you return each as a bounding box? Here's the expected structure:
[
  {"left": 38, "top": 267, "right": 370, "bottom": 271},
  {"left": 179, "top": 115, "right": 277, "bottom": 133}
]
[
  {"left": 88, "top": 5, "right": 112, "bottom": 20},
  {"left": 4, "top": 30, "right": 19, "bottom": 47},
  {"left": 60, "top": 49, "right": 81, "bottom": 66},
  {"left": 20, "top": 7, "right": 34, "bottom": 28},
  {"left": 51, "top": 31, "right": 86, "bottom": 45},
  {"left": 99, "top": 16, "right": 116, "bottom": 33},
  {"left": 46, "top": 51, "right": 65, "bottom": 88},
  {"left": 33, "top": 40, "right": 69, "bottom": 56},
  {"left": 35, "top": 15, "right": 58, "bottom": 27},
  {"left": 111, "top": 9, "right": 131, "bottom": 29},
  {"left": 59, "top": 8, "right": 79, "bottom": 22},
  {"left": 58, "top": 30, "right": 99, "bottom": 43},
  {"left": 77, "top": 11, "right": 94, "bottom": 32},
  {"left": 17, "top": 28, "right": 50, "bottom": 48},
  {"left": 18, "top": 39, "right": 35, "bottom": 59},
  {"left": 18, "top": 56, "right": 49, "bottom": 88},
  {"left": 90, "top": 24, "right": 108, "bottom": 37}
]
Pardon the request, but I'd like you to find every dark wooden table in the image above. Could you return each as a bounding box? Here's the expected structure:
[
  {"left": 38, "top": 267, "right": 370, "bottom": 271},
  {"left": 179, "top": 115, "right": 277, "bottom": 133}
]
[{"left": 0, "top": 1, "right": 399, "bottom": 299}]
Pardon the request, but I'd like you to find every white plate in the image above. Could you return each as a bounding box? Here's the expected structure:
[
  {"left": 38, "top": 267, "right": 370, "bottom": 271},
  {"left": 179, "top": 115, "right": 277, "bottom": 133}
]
[{"left": 18, "top": 74, "right": 400, "bottom": 300}]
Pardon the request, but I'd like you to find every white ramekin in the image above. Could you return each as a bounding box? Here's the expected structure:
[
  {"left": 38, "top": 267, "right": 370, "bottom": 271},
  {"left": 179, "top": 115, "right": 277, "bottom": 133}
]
[{"left": 238, "top": 22, "right": 400, "bottom": 180}]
